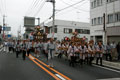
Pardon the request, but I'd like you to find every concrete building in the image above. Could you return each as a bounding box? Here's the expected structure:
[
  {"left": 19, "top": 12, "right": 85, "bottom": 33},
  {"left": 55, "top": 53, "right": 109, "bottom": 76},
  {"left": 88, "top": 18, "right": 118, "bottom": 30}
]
[
  {"left": 90, "top": 0, "right": 120, "bottom": 43},
  {"left": 45, "top": 20, "right": 90, "bottom": 41}
]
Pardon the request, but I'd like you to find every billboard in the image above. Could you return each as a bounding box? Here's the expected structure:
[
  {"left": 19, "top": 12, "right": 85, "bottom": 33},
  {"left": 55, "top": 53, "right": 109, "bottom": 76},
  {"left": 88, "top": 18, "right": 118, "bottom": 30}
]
[
  {"left": 24, "top": 17, "right": 35, "bottom": 27},
  {"left": 4, "top": 27, "right": 11, "bottom": 31}
]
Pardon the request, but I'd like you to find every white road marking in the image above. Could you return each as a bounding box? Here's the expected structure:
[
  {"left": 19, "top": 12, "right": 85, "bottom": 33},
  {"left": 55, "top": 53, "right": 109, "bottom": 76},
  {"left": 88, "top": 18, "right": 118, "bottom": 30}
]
[
  {"left": 0, "top": 49, "right": 2, "bottom": 52},
  {"left": 93, "top": 64, "right": 120, "bottom": 73},
  {"left": 55, "top": 74, "right": 66, "bottom": 80},
  {"left": 29, "top": 55, "right": 35, "bottom": 60},
  {"left": 97, "top": 78, "right": 120, "bottom": 80},
  {"left": 0, "top": 47, "right": 3, "bottom": 52}
]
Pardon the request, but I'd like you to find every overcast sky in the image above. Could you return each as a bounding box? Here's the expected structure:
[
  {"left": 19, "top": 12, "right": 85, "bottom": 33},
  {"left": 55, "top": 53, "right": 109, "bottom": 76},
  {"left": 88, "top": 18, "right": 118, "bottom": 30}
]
[{"left": 0, "top": 0, "right": 90, "bottom": 36}]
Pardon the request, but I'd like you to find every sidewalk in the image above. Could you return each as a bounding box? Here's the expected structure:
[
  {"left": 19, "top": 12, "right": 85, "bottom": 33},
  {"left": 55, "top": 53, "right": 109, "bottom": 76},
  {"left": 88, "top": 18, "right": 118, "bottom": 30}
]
[
  {"left": 60, "top": 54, "right": 120, "bottom": 70},
  {"left": 93, "top": 60, "right": 120, "bottom": 70}
]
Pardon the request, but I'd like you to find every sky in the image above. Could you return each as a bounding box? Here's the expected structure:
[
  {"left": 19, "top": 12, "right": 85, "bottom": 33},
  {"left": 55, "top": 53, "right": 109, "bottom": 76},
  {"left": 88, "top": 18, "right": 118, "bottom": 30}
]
[{"left": 0, "top": 0, "right": 90, "bottom": 37}]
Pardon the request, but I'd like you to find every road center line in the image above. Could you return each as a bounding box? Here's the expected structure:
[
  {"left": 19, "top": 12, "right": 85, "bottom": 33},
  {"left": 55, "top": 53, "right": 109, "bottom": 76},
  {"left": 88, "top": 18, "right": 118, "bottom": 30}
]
[
  {"left": 30, "top": 54, "right": 71, "bottom": 80},
  {"left": 55, "top": 74, "right": 66, "bottom": 80},
  {"left": 29, "top": 55, "right": 35, "bottom": 60},
  {"left": 28, "top": 56, "right": 61, "bottom": 80}
]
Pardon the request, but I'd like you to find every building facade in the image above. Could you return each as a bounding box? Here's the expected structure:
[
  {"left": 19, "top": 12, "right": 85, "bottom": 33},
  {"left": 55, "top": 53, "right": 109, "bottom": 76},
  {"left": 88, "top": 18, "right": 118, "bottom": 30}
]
[
  {"left": 45, "top": 20, "right": 90, "bottom": 41},
  {"left": 90, "top": 0, "right": 120, "bottom": 43}
]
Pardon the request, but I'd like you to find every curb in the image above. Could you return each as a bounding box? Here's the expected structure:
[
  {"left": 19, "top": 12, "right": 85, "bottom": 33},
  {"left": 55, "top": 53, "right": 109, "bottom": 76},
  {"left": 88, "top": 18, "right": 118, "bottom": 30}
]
[{"left": 93, "top": 60, "right": 120, "bottom": 70}]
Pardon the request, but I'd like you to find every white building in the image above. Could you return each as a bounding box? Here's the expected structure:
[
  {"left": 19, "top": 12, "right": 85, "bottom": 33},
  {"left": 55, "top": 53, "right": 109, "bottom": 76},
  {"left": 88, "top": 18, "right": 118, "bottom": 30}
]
[
  {"left": 90, "top": 0, "right": 120, "bottom": 43},
  {"left": 45, "top": 20, "right": 90, "bottom": 41}
]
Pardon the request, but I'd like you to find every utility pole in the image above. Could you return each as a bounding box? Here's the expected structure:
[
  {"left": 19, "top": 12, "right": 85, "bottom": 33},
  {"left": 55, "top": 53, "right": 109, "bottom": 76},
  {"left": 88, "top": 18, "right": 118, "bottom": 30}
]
[
  {"left": 103, "top": 13, "right": 107, "bottom": 45},
  {"left": 3, "top": 15, "right": 6, "bottom": 39},
  {"left": 52, "top": 0, "right": 55, "bottom": 39},
  {"left": 46, "top": 0, "right": 55, "bottom": 39}
]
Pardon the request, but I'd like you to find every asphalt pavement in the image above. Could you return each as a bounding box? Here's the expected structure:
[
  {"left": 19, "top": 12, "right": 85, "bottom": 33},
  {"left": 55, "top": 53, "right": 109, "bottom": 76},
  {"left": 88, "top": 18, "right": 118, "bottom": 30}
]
[
  {"left": 0, "top": 48, "right": 120, "bottom": 80},
  {"left": 37, "top": 53, "right": 120, "bottom": 80},
  {"left": 0, "top": 50, "right": 54, "bottom": 80}
]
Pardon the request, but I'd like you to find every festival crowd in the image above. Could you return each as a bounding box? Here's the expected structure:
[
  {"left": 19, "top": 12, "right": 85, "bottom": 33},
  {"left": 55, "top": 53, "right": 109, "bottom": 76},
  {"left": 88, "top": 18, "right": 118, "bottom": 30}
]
[{"left": 2, "top": 39, "right": 120, "bottom": 67}]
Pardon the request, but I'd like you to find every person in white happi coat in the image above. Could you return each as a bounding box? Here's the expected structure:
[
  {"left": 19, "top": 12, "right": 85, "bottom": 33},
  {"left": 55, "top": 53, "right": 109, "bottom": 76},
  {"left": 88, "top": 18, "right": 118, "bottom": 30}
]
[
  {"left": 43, "top": 41, "right": 49, "bottom": 60},
  {"left": 16, "top": 41, "right": 20, "bottom": 58},
  {"left": 95, "top": 42, "right": 104, "bottom": 66},
  {"left": 47, "top": 39, "right": 55, "bottom": 67},
  {"left": 74, "top": 44, "right": 80, "bottom": 62},
  {"left": 88, "top": 42, "right": 95, "bottom": 65},
  {"left": 58, "top": 43, "right": 65, "bottom": 58},
  {"left": 19, "top": 40, "right": 23, "bottom": 53},
  {"left": 39, "top": 41, "right": 43, "bottom": 56},
  {"left": 3, "top": 41, "right": 8, "bottom": 52},
  {"left": 67, "top": 43, "right": 75, "bottom": 67},
  {"left": 8, "top": 41, "right": 12, "bottom": 53},
  {"left": 34, "top": 41, "right": 40, "bottom": 57},
  {"left": 56, "top": 42, "right": 61, "bottom": 58},
  {"left": 22, "top": 40, "right": 27, "bottom": 60},
  {"left": 26, "top": 40, "right": 32, "bottom": 56},
  {"left": 79, "top": 44, "right": 87, "bottom": 65},
  {"left": 13, "top": 41, "right": 16, "bottom": 53}
]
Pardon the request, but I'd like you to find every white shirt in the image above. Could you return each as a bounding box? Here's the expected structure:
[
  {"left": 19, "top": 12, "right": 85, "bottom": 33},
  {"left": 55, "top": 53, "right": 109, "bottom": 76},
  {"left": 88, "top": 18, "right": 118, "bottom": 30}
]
[
  {"left": 43, "top": 42, "right": 48, "bottom": 50},
  {"left": 111, "top": 43, "right": 116, "bottom": 48},
  {"left": 79, "top": 46, "right": 87, "bottom": 53},
  {"left": 48, "top": 42, "right": 55, "bottom": 50}
]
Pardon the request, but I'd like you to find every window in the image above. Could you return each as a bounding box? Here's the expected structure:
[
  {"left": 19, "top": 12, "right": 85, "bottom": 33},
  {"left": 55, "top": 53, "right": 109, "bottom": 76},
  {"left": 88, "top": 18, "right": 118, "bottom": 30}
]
[
  {"left": 49, "top": 25, "right": 57, "bottom": 33},
  {"left": 92, "top": 19, "right": 94, "bottom": 25},
  {"left": 94, "top": 18, "right": 97, "bottom": 25},
  {"left": 91, "top": 2, "right": 94, "bottom": 8},
  {"left": 91, "top": 0, "right": 102, "bottom": 8},
  {"left": 101, "top": 17, "right": 103, "bottom": 24},
  {"left": 64, "top": 28, "right": 72, "bottom": 33},
  {"left": 84, "top": 30, "right": 90, "bottom": 34},
  {"left": 94, "top": 0, "right": 97, "bottom": 7},
  {"left": 98, "top": 17, "right": 103, "bottom": 25},
  {"left": 87, "top": 30, "right": 90, "bottom": 34},
  {"left": 108, "top": 14, "right": 114, "bottom": 23},
  {"left": 54, "top": 25, "right": 57, "bottom": 33},
  {"left": 75, "top": 29, "right": 90, "bottom": 34},
  {"left": 115, "top": 12, "right": 120, "bottom": 22},
  {"left": 98, "top": 17, "right": 101, "bottom": 25},
  {"left": 119, "top": 13, "right": 120, "bottom": 21},
  {"left": 107, "top": 0, "right": 118, "bottom": 3},
  {"left": 91, "top": 17, "right": 103, "bottom": 26},
  {"left": 75, "top": 29, "right": 82, "bottom": 33},
  {"left": 97, "top": 0, "right": 102, "bottom": 6}
]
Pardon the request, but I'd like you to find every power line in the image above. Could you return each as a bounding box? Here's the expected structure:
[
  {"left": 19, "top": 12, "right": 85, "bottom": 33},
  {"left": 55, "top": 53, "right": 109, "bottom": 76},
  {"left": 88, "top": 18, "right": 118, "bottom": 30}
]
[
  {"left": 0, "top": 4, "right": 3, "bottom": 16},
  {"left": 57, "top": 0, "right": 86, "bottom": 13},
  {"left": 25, "top": 0, "right": 45, "bottom": 17},
  {"left": 60, "top": 0, "right": 89, "bottom": 12},
  {"left": 33, "top": 0, "right": 46, "bottom": 17},
  {"left": 41, "top": 0, "right": 88, "bottom": 24},
  {"left": 27, "top": 0, "right": 41, "bottom": 16},
  {"left": 4, "top": 0, "right": 7, "bottom": 15},
  {"left": 25, "top": 0, "right": 40, "bottom": 16},
  {"left": 0, "top": 0, "right": 4, "bottom": 16},
  {"left": 2, "top": 0, "right": 6, "bottom": 15},
  {"left": 25, "top": 0, "right": 35, "bottom": 16},
  {"left": 30, "top": 0, "right": 45, "bottom": 16},
  {"left": 56, "top": 0, "right": 89, "bottom": 17}
]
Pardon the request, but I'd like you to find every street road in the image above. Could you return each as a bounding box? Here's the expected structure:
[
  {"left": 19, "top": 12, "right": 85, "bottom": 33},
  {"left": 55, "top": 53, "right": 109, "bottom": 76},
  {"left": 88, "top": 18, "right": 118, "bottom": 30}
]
[{"left": 0, "top": 48, "right": 120, "bottom": 80}]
